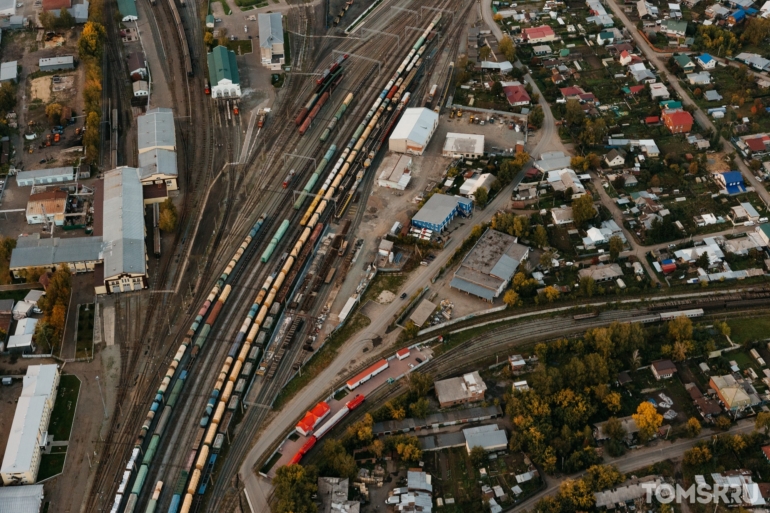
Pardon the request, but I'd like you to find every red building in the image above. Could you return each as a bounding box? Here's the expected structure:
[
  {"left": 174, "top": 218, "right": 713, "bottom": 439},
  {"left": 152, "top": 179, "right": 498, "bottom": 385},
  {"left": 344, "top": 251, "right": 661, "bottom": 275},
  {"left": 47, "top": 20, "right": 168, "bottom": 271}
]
[{"left": 662, "top": 108, "right": 694, "bottom": 134}]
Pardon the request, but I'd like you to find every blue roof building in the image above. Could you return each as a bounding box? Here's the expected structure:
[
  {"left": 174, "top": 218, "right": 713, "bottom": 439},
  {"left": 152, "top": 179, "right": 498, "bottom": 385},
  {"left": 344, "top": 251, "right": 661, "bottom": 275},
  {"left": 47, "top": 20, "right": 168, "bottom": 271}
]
[
  {"left": 716, "top": 171, "right": 745, "bottom": 195},
  {"left": 411, "top": 194, "right": 473, "bottom": 232}
]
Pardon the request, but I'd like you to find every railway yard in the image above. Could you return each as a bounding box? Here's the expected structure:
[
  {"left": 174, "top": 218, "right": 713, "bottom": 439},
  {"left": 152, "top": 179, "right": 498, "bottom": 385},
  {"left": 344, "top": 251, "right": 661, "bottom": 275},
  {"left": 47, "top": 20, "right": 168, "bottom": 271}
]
[{"left": 5, "top": 0, "right": 770, "bottom": 509}]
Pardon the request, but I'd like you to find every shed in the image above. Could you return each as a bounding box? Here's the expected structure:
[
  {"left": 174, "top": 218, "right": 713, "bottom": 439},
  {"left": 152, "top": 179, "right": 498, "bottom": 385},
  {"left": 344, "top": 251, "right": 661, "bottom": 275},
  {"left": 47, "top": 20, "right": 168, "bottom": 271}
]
[
  {"left": 0, "top": 61, "right": 16, "bottom": 82},
  {"left": 15, "top": 166, "right": 75, "bottom": 187},
  {"left": 7, "top": 334, "right": 33, "bottom": 353},
  {"left": 410, "top": 299, "right": 437, "bottom": 327},
  {"left": 38, "top": 56, "right": 74, "bottom": 72},
  {"left": 23, "top": 290, "right": 44, "bottom": 306}
]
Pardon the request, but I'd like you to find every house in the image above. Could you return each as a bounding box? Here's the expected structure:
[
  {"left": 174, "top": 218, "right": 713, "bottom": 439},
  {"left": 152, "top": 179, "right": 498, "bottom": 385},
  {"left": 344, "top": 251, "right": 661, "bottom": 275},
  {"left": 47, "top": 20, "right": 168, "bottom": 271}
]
[
  {"left": 736, "top": 52, "right": 770, "bottom": 71},
  {"left": 637, "top": 0, "right": 658, "bottom": 17},
  {"left": 687, "top": 72, "right": 711, "bottom": 85},
  {"left": 127, "top": 52, "right": 146, "bottom": 78},
  {"left": 755, "top": 223, "right": 770, "bottom": 246},
  {"left": 619, "top": 50, "right": 633, "bottom": 65},
  {"left": 594, "top": 416, "right": 639, "bottom": 443},
  {"left": 704, "top": 90, "right": 723, "bottom": 101},
  {"left": 661, "top": 19, "right": 688, "bottom": 37},
  {"left": 710, "top": 375, "right": 751, "bottom": 411},
  {"left": 714, "top": 171, "right": 746, "bottom": 195},
  {"left": 650, "top": 82, "right": 670, "bottom": 100},
  {"left": 559, "top": 86, "right": 596, "bottom": 102},
  {"left": 605, "top": 148, "right": 627, "bottom": 167},
  {"left": 662, "top": 108, "right": 694, "bottom": 134},
  {"left": 707, "top": 3, "right": 731, "bottom": 17},
  {"left": 547, "top": 168, "right": 586, "bottom": 197},
  {"left": 258, "top": 13, "right": 285, "bottom": 69},
  {"left": 501, "top": 82, "right": 530, "bottom": 106},
  {"left": 651, "top": 360, "right": 677, "bottom": 380},
  {"left": 551, "top": 206, "right": 574, "bottom": 225},
  {"left": 522, "top": 25, "right": 557, "bottom": 43},
  {"left": 630, "top": 66, "right": 656, "bottom": 83},
  {"left": 0, "top": 61, "right": 16, "bottom": 83},
  {"left": 434, "top": 372, "right": 487, "bottom": 408},
  {"left": 597, "top": 31, "right": 615, "bottom": 45},
  {"left": 533, "top": 44, "right": 552, "bottom": 56},
  {"left": 697, "top": 53, "right": 716, "bottom": 69},
  {"left": 729, "top": 8, "right": 747, "bottom": 25},
  {"left": 132, "top": 81, "right": 149, "bottom": 97},
  {"left": 674, "top": 54, "right": 696, "bottom": 73},
  {"left": 578, "top": 263, "right": 624, "bottom": 282},
  {"left": 207, "top": 46, "right": 241, "bottom": 98},
  {"left": 731, "top": 202, "right": 760, "bottom": 222}
]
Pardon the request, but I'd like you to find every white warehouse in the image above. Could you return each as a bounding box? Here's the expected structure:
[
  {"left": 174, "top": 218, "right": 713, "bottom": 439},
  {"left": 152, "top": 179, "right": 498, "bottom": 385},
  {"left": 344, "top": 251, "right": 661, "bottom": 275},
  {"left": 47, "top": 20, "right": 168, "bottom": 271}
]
[
  {"left": 443, "top": 132, "right": 485, "bottom": 159},
  {"left": 389, "top": 107, "right": 439, "bottom": 155}
]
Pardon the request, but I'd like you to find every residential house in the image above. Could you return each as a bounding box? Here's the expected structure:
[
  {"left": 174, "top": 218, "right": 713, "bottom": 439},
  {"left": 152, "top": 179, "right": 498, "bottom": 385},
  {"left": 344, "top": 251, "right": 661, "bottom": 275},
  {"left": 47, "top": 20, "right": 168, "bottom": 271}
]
[
  {"left": 559, "top": 86, "right": 596, "bottom": 102},
  {"left": 736, "top": 52, "right": 770, "bottom": 71},
  {"left": 687, "top": 72, "right": 711, "bottom": 85},
  {"left": 704, "top": 90, "right": 723, "bottom": 101},
  {"left": 661, "top": 19, "right": 688, "bottom": 37},
  {"left": 551, "top": 206, "right": 574, "bottom": 225},
  {"left": 706, "top": 3, "right": 731, "bottom": 17},
  {"left": 662, "top": 108, "right": 694, "bottom": 134},
  {"left": 729, "top": 9, "right": 747, "bottom": 25},
  {"left": 501, "top": 82, "right": 531, "bottom": 106},
  {"left": 650, "top": 82, "right": 670, "bottom": 100},
  {"left": 651, "top": 360, "right": 677, "bottom": 380},
  {"left": 637, "top": 0, "right": 658, "bottom": 17},
  {"left": 594, "top": 416, "right": 639, "bottom": 443},
  {"left": 710, "top": 375, "right": 752, "bottom": 411},
  {"left": 547, "top": 168, "right": 586, "bottom": 196},
  {"left": 619, "top": 50, "right": 633, "bottom": 65},
  {"left": 605, "top": 148, "right": 627, "bottom": 167},
  {"left": 629, "top": 63, "right": 656, "bottom": 83},
  {"left": 522, "top": 25, "right": 557, "bottom": 43},
  {"left": 697, "top": 53, "right": 717, "bottom": 69},
  {"left": 578, "top": 263, "right": 624, "bottom": 282},
  {"left": 714, "top": 171, "right": 746, "bottom": 194},
  {"left": 674, "top": 54, "right": 696, "bottom": 73}
]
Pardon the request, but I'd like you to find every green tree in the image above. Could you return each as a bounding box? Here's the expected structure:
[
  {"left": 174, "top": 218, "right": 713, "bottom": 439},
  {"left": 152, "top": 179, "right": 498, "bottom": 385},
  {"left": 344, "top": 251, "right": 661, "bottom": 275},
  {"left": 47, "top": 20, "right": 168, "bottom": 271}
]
[
  {"left": 608, "top": 235, "right": 623, "bottom": 261},
  {"left": 531, "top": 225, "right": 548, "bottom": 249},
  {"left": 46, "top": 103, "right": 63, "bottom": 126},
  {"left": 715, "top": 415, "right": 732, "bottom": 431},
  {"left": 512, "top": 215, "right": 530, "bottom": 237},
  {"left": 409, "top": 397, "right": 429, "bottom": 418},
  {"left": 272, "top": 464, "right": 318, "bottom": 513},
  {"left": 632, "top": 401, "right": 663, "bottom": 443},
  {"left": 579, "top": 276, "right": 596, "bottom": 297},
  {"left": 565, "top": 99, "right": 585, "bottom": 126},
  {"left": 479, "top": 45, "right": 492, "bottom": 61},
  {"left": 40, "top": 10, "right": 57, "bottom": 30},
  {"left": 321, "top": 439, "right": 358, "bottom": 480},
  {"left": 491, "top": 81, "right": 503, "bottom": 97},
  {"left": 742, "top": 17, "right": 770, "bottom": 45},
  {"left": 474, "top": 186, "right": 489, "bottom": 208},
  {"left": 0, "top": 82, "right": 17, "bottom": 113},
  {"left": 403, "top": 320, "right": 420, "bottom": 338},
  {"left": 470, "top": 446, "right": 488, "bottom": 468},
  {"left": 529, "top": 106, "right": 544, "bottom": 128},
  {"left": 584, "top": 465, "right": 625, "bottom": 491},
  {"left": 755, "top": 411, "right": 770, "bottom": 433},
  {"left": 603, "top": 416, "right": 626, "bottom": 441},
  {"left": 696, "top": 251, "right": 710, "bottom": 269},
  {"left": 686, "top": 417, "right": 702, "bottom": 437},
  {"left": 159, "top": 198, "right": 178, "bottom": 232},
  {"left": 572, "top": 193, "right": 596, "bottom": 228},
  {"left": 58, "top": 7, "right": 75, "bottom": 28},
  {"left": 408, "top": 372, "right": 432, "bottom": 397}
]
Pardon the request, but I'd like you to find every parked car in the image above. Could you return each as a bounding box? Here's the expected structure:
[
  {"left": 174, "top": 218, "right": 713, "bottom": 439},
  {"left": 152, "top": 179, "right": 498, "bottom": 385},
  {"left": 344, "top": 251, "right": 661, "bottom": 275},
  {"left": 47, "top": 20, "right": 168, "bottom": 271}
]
[{"left": 400, "top": 293, "right": 407, "bottom": 299}]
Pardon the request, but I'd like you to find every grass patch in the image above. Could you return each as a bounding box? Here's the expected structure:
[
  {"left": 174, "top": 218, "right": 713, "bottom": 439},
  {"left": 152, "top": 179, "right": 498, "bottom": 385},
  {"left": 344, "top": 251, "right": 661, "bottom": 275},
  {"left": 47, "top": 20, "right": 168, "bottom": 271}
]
[
  {"left": 283, "top": 27, "right": 290, "bottom": 66},
  {"left": 75, "top": 304, "right": 94, "bottom": 359},
  {"left": 37, "top": 453, "right": 65, "bottom": 481},
  {"left": 259, "top": 451, "right": 282, "bottom": 474},
  {"left": 272, "top": 313, "right": 371, "bottom": 409},
  {"left": 271, "top": 73, "right": 285, "bottom": 88},
  {"left": 361, "top": 273, "right": 408, "bottom": 304},
  {"left": 49, "top": 445, "right": 68, "bottom": 453},
  {"left": 48, "top": 374, "right": 80, "bottom": 441},
  {"left": 226, "top": 39, "right": 252, "bottom": 55},
  {"left": 211, "top": 0, "right": 232, "bottom": 15},
  {"left": 727, "top": 316, "right": 770, "bottom": 345},
  {"left": 234, "top": 0, "right": 266, "bottom": 8}
]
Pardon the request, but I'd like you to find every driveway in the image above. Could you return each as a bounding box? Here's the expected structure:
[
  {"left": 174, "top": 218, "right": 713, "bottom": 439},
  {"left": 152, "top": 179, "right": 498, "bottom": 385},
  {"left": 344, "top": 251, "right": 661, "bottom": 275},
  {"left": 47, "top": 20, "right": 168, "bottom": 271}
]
[{"left": 602, "top": 0, "right": 770, "bottom": 208}]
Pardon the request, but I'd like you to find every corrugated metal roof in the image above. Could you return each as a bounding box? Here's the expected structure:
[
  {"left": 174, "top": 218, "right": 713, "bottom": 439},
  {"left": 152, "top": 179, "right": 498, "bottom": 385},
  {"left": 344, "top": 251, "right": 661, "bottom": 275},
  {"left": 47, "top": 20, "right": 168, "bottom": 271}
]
[
  {"left": 138, "top": 147, "right": 178, "bottom": 178},
  {"left": 258, "top": 13, "right": 283, "bottom": 49},
  {"left": 465, "top": 428, "right": 508, "bottom": 450},
  {"left": 15, "top": 166, "right": 74, "bottom": 184},
  {"left": 0, "top": 484, "right": 44, "bottom": 513},
  {"left": 22, "top": 365, "right": 57, "bottom": 399},
  {"left": 207, "top": 45, "right": 240, "bottom": 86},
  {"left": 9, "top": 236, "right": 103, "bottom": 269},
  {"left": 390, "top": 108, "right": 438, "bottom": 148},
  {"left": 0, "top": 61, "right": 16, "bottom": 81},
  {"left": 449, "top": 277, "right": 496, "bottom": 300},
  {"left": 39, "top": 56, "right": 73, "bottom": 67},
  {"left": 412, "top": 194, "right": 471, "bottom": 228},
  {"left": 0, "top": 396, "right": 47, "bottom": 478},
  {"left": 102, "top": 167, "right": 146, "bottom": 280},
  {"left": 137, "top": 108, "right": 175, "bottom": 152},
  {"left": 116, "top": 0, "right": 137, "bottom": 18}
]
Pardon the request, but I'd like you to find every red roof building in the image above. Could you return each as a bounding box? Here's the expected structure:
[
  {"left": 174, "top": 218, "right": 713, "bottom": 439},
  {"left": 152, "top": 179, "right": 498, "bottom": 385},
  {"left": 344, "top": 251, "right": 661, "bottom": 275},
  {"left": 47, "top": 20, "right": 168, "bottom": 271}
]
[
  {"left": 628, "top": 85, "right": 645, "bottom": 95},
  {"left": 745, "top": 137, "right": 766, "bottom": 152},
  {"left": 522, "top": 25, "right": 556, "bottom": 43},
  {"left": 346, "top": 359, "right": 389, "bottom": 390},
  {"left": 502, "top": 84, "right": 531, "bottom": 106},
  {"left": 42, "top": 0, "right": 72, "bottom": 10},
  {"left": 396, "top": 348, "right": 411, "bottom": 360},
  {"left": 762, "top": 445, "right": 770, "bottom": 461},
  {"left": 645, "top": 116, "right": 660, "bottom": 124},
  {"left": 661, "top": 108, "right": 694, "bottom": 134}
]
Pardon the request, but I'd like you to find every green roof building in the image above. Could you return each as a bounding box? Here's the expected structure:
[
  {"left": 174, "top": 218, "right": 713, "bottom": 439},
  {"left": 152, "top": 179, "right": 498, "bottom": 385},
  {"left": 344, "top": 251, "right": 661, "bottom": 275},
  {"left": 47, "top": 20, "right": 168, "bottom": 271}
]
[
  {"left": 116, "top": 0, "right": 138, "bottom": 21},
  {"left": 207, "top": 45, "right": 240, "bottom": 98},
  {"left": 673, "top": 54, "right": 695, "bottom": 73}
]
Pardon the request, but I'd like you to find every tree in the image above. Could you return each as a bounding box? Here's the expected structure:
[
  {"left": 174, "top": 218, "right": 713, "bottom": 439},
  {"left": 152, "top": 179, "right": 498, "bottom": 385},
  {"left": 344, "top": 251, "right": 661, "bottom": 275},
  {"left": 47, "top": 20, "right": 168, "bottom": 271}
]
[
  {"left": 272, "top": 464, "right": 318, "bottom": 513},
  {"left": 491, "top": 81, "right": 503, "bottom": 97},
  {"left": 603, "top": 392, "right": 622, "bottom": 413},
  {"left": 159, "top": 198, "right": 178, "bottom": 232},
  {"left": 604, "top": 416, "right": 626, "bottom": 442},
  {"left": 672, "top": 340, "right": 693, "bottom": 362},
  {"left": 578, "top": 118, "right": 607, "bottom": 148},
  {"left": 542, "top": 286, "right": 559, "bottom": 303},
  {"left": 40, "top": 10, "right": 57, "bottom": 30},
  {"left": 565, "top": 99, "right": 585, "bottom": 126},
  {"left": 470, "top": 446, "right": 488, "bottom": 468},
  {"left": 683, "top": 446, "right": 712, "bottom": 467},
  {"left": 371, "top": 439, "right": 384, "bottom": 458},
  {"left": 742, "top": 17, "right": 770, "bottom": 45},
  {"left": 474, "top": 187, "right": 488, "bottom": 208},
  {"left": 579, "top": 276, "right": 596, "bottom": 298},
  {"left": 512, "top": 215, "right": 530, "bottom": 237},
  {"left": 58, "top": 7, "right": 75, "bottom": 28},
  {"left": 403, "top": 320, "right": 419, "bottom": 339},
  {"left": 689, "top": 161, "right": 699, "bottom": 175},
  {"left": 715, "top": 415, "right": 732, "bottom": 431},
  {"left": 46, "top": 103, "right": 63, "bottom": 126},
  {"left": 539, "top": 250, "right": 555, "bottom": 270},
  {"left": 498, "top": 35, "right": 516, "bottom": 62},
  {"left": 346, "top": 413, "right": 373, "bottom": 444},
  {"left": 572, "top": 193, "right": 596, "bottom": 228},
  {"left": 204, "top": 31, "right": 214, "bottom": 47},
  {"left": 668, "top": 315, "right": 693, "bottom": 343},
  {"left": 532, "top": 225, "right": 548, "bottom": 249},
  {"left": 755, "top": 411, "right": 770, "bottom": 434},
  {"left": 394, "top": 436, "right": 422, "bottom": 462},
  {"left": 409, "top": 397, "right": 429, "bottom": 418},
  {"left": 386, "top": 401, "right": 406, "bottom": 420},
  {"left": 84, "top": 110, "right": 102, "bottom": 163},
  {"left": 608, "top": 235, "right": 623, "bottom": 261},
  {"left": 0, "top": 82, "right": 16, "bottom": 114},
  {"left": 584, "top": 465, "right": 625, "bottom": 491},
  {"left": 686, "top": 417, "right": 702, "bottom": 437},
  {"left": 632, "top": 401, "right": 663, "bottom": 443},
  {"left": 504, "top": 289, "right": 521, "bottom": 307},
  {"left": 321, "top": 439, "right": 358, "bottom": 480},
  {"left": 78, "top": 21, "right": 106, "bottom": 59},
  {"left": 529, "top": 106, "right": 544, "bottom": 128},
  {"left": 696, "top": 251, "right": 710, "bottom": 269},
  {"left": 479, "top": 45, "right": 492, "bottom": 61},
  {"left": 408, "top": 372, "right": 432, "bottom": 397}
]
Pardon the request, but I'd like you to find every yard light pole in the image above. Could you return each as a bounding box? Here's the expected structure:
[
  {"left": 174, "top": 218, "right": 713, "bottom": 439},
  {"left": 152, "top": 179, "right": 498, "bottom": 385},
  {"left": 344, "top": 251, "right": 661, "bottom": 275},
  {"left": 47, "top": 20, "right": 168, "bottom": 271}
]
[{"left": 96, "top": 375, "right": 107, "bottom": 419}]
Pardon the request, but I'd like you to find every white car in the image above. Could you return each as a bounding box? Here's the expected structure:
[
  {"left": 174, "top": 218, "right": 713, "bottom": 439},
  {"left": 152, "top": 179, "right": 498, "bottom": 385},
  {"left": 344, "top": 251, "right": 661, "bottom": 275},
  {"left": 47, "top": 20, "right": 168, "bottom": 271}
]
[{"left": 244, "top": 25, "right": 248, "bottom": 32}]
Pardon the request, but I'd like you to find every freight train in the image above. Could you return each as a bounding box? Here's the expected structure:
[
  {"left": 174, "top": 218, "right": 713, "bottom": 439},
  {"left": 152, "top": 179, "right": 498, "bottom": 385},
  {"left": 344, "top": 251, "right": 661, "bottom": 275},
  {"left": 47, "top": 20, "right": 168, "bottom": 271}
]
[
  {"left": 108, "top": 216, "right": 267, "bottom": 513},
  {"left": 320, "top": 93, "right": 354, "bottom": 143},
  {"left": 295, "top": 67, "right": 345, "bottom": 127},
  {"left": 174, "top": 15, "right": 442, "bottom": 513}
]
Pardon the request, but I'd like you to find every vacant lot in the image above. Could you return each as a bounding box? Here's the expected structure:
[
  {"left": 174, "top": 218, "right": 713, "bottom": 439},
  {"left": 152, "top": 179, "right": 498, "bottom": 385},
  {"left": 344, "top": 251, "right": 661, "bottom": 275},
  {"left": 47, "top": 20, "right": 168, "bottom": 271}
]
[{"left": 728, "top": 315, "right": 770, "bottom": 345}]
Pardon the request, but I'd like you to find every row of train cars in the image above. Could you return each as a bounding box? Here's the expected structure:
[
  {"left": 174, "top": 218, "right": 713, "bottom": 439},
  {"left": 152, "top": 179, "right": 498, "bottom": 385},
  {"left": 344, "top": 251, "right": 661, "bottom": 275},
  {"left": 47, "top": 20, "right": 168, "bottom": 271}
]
[{"left": 112, "top": 14, "right": 444, "bottom": 513}]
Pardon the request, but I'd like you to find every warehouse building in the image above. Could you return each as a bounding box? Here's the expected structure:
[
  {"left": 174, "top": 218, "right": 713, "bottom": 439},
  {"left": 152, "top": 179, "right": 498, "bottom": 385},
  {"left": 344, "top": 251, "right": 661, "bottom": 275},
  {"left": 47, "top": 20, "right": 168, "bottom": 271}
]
[
  {"left": 98, "top": 167, "right": 148, "bottom": 294},
  {"left": 389, "top": 108, "right": 439, "bottom": 155},
  {"left": 459, "top": 173, "right": 496, "bottom": 199},
  {"left": 443, "top": 133, "right": 485, "bottom": 159},
  {"left": 207, "top": 45, "right": 241, "bottom": 97},
  {"left": 38, "top": 56, "right": 74, "bottom": 72},
  {"left": 0, "top": 485, "right": 45, "bottom": 513},
  {"left": 450, "top": 228, "right": 529, "bottom": 301},
  {"left": 15, "top": 166, "right": 76, "bottom": 187},
  {"left": 377, "top": 153, "right": 412, "bottom": 190},
  {"left": 464, "top": 424, "right": 508, "bottom": 453},
  {"left": 1, "top": 365, "right": 59, "bottom": 485},
  {"left": 0, "top": 61, "right": 17, "bottom": 82},
  {"left": 411, "top": 193, "right": 473, "bottom": 232},
  {"left": 116, "top": 0, "right": 137, "bottom": 21},
  {"left": 0, "top": 0, "right": 15, "bottom": 16},
  {"left": 435, "top": 371, "right": 487, "bottom": 408},
  {"left": 137, "top": 108, "right": 178, "bottom": 192},
  {"left": 258, "top": 13, "right": 285, "bottom": 69},
  {"left": 9, "top": 234, "right": 104, "bottom": 278},
  {"left": 26, "top": 190, "right": 68, "bottom": 225}
]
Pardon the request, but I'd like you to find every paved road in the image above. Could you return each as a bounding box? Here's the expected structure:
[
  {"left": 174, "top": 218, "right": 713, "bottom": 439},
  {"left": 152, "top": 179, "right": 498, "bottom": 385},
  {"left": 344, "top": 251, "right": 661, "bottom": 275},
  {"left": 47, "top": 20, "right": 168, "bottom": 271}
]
[
  {"left": 602, "top": 0, "right": 770, "bottom": 208},
  {"left": 512, "top": 419, "right": 757, "bottom": 511}
]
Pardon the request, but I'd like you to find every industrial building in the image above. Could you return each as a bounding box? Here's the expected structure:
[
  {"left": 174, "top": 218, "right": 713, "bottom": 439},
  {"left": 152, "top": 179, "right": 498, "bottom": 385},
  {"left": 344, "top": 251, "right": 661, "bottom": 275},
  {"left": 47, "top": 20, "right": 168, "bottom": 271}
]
[
  {"left": 434, "top": 371, "right": 487, "bottom": 408},
  {"left": 0, "top": 365, "right": 59, "bottom": 485},
  {"left": 258, "top": 13, "right": 285, "bottom": 69},
  {"left": 0, "top": 61, "right": 17, "bottom": 82},
  {"left": 389, "top": 108, "right": 439, "bottom": 155},
  {"left": 127, "top": 52, "right": 146, "bottom": 78},
  {"left": 9, "top": 234, "right": 104, "bottom": 278},
  {"left": 207, "top": 45, "right": 241, "bottom": 98},
  {"left": 377, "top": 153, "right": 412, "bottom": 190},
  {"left": 464, "top": 424, "right": 508, "bottom": 453},
  {"left": 38, "top": 56, "right": 74, "bottom": 72},
  {"left": 442, "top": 133, "right": 485, "bottom": 158},
  {"left": 459, "top": 173, "right": 496, "bottom": 199},
  {"left": 41, "top": 0, "right": 69, "bottom": 10},
  {"left": 411, "top": 194, "right": 473, "bottom": 232},
  {"left": 137, "top": 108, "right": 178, "bottom": 192},
  {"left": 318, "top": 477, "right": 359, "bottom": 513},
  {"left": 450, "top": 228, "right": 529, "bottom": 302},
  {"left": 0, "top": 485, "right": 45, "bottom": 513},
  {"left": 98, "top": 167, "right": 148, "bottom": 294},
  {"left": 0, "top": 0, "right": 15, "bottom": 16},
  {"left": 26, "top": 190, "right": 68, "bottom": 225},
  {"left": 115, "top": 0, "right": 137, "bottom": 21},
  {"left": 15, "top": 166, "right": 76, "bottom": 187}
]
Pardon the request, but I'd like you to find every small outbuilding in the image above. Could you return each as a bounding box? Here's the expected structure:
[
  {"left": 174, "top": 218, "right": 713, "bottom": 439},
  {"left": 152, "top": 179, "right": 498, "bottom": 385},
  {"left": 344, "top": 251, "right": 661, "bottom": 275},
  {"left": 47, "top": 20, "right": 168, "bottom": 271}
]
[
  {"left": 39, "top": 56, "right": 74, "bottom": 72},
  {"left": 0, "top": 61, "right": 17, "bottom": 82}
]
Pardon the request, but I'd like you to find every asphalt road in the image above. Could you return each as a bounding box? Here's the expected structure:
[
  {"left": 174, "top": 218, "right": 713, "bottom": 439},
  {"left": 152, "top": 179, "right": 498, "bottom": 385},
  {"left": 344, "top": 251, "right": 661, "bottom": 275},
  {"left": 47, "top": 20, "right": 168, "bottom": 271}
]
[
  {"left": 601, "top": 0, "right": 770, "bottom": 208},
  {"left": 512, "top": 420, "right": 757, "bottom": 511}
]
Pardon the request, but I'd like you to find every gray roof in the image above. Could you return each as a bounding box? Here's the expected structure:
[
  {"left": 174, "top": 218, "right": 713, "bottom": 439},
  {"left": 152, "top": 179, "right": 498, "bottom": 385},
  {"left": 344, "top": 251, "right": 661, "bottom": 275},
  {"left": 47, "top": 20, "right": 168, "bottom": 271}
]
[
  {"left": 420, "top": 431, "right": 466, "bottom": 451},
  {"left": 258, "top": 13, "right": 284, "bottom": 49},
  {"left": 534, "top": 151, "right": 572, "bottom": 172},
  {"left": 465, "top": 428, "right": 508, "bottom": 450},
  {"left": 450, "top": 277, "right": 496, "bottom": 300},
  {"left": 451, "top": 228, "right": 528, "bottom": 297},
  {"left": 0, "top": 484, "right": 44, "bottom": 513},
  {"left": 137, "top": 108, "right": 175, "bottom": 152},
  {"left": 373, "top": 405, "right": 502, "bottom": 435},
  {"left": 39, "top": 56, "right": 73, "bottom": 67},
  {"left": 102, "top": 167, "right": 146, "bottom": 279},
  {"left": 412, "top": 194, "right": 472, "bottom": 227},
  {"left": 71, "top": 1, "right": 88, "bottom": 21},
  {"left": 138, "top": 148, "right": 178, "bottom": 178},
  {"left": 0, "top": 299, "right": 13, "bottom": 313},
  {"left": 0, "top": 61, "right": 16, "bottom": 82},
  {"left": 10, "top": 235, "right": 103, "bottom": 269},
  {"left": 15, "top": 166, "right": 75, "bottom": 184},
  {"left": 704, "top": 89, "right": 722, "bottom": 101}
]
